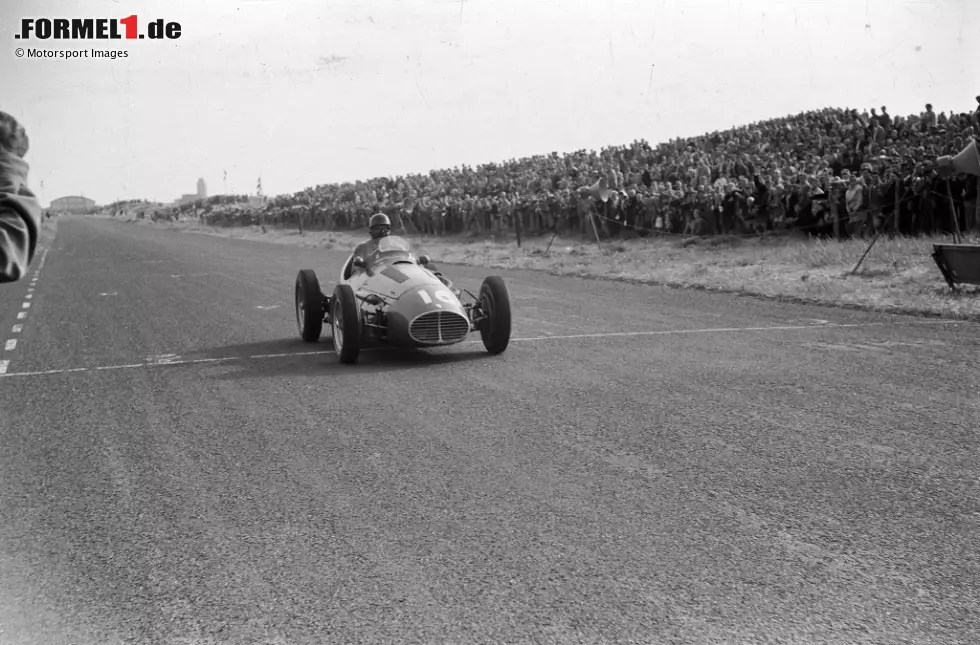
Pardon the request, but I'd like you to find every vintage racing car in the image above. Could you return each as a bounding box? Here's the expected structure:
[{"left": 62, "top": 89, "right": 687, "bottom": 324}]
[{"left": 294, "top": 235, "right": 511, "bottom": 364}]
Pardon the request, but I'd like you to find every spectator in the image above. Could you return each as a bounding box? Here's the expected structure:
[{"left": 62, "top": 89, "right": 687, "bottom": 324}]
[
  {"left": 827, "top": 177, "right": 846, "bottom": 232},
  {"left": 0, "top": 111, "right": 42, "bottom": 283},
  {"left": 879, "top": 106, "right": 892, "bottom": 130},
  {"left": 964, "top": 173, "right": 978, "bottom": 232},
  {"left": 846, "top": 174, "right": 866, "bottom": 237}
]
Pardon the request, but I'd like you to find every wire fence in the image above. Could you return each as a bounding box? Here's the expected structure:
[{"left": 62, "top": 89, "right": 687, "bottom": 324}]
[{"left": 579, "top": 187, "right": 976, "bottom": 242}]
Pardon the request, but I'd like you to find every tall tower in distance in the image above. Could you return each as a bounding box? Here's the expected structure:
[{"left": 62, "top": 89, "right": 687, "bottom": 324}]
[{"left": 197, "top": 177, "right": 207, "bottom": 199}]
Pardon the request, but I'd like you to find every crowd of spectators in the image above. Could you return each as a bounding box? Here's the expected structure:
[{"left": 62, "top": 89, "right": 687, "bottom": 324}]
[{"left": 146, "top": 99, "right": 980, "bottom": 241}]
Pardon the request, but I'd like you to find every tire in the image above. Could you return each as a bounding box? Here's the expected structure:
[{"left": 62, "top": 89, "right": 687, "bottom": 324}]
[
  {"left": 295, "top": 269, "right": 323, "bottom": 342},
  {"left": 331, "top": 284, "right": 362, "bottom": 364},
  {"left": 478, "top": 276, "right": 511, "bottom": 355}
]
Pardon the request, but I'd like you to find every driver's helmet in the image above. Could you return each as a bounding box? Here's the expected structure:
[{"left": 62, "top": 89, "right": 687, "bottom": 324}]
[{"left": 369, "top": 212, "right": 391, "bottom": 239}]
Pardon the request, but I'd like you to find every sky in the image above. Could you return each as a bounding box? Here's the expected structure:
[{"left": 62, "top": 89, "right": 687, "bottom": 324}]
[{"left": 1, "top": 0, "right": 977, "bottom": 207}]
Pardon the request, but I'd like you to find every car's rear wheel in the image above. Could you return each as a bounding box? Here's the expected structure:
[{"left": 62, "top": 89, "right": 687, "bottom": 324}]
[
  {"left": 295, "top": 269, "right": 323, "bottom": 342},
  {"left": 478, "top": 276, "right": 511, "bottom": 355},
  {"left": 331, "top": 284, "right": 361, "bottom": 364}
]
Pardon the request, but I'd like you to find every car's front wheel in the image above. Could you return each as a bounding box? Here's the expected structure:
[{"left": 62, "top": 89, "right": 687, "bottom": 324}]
[
  {"left": 295, "top": 269, "right": 323, "bottom": 342},
  {"left": 478, "top": 276, "right": 511, "bottom": 355},
  {"left": 331, "top": 284, "right": 362, "bottom": 364}
]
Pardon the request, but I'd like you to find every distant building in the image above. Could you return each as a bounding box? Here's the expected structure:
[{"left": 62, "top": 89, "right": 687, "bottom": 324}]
[
  {"left": 171, "top": 178, "right": 208, "bottom": 207},
  {"left": 173, "top": 193, "right": 200, "bottom": 207},
  {"left": 49, "top": 195, "right": 96, "bottom": 214}
]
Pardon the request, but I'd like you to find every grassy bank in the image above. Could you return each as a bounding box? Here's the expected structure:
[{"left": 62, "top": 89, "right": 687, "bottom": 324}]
[{"left": 126, "top": 216, "right": 980, "bottom": 320}]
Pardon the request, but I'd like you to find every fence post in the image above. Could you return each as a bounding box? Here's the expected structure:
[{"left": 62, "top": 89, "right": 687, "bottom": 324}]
[
  {"left": 945, "top": 180, "right": 960, "bottom": 243},
  {"left": 893, "top": 179, "right": 900, "bottom": 236},
  {"left": 514, "top": 209, "right": 523, "bottom": 248},
  {"left": 588, "top": 204, "right": 603, "bottom": 254}
]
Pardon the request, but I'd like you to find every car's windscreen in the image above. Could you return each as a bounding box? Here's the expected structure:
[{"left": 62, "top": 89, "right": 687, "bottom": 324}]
[{"left": 366, "top": 236, "right": 414, "bottom": 268}]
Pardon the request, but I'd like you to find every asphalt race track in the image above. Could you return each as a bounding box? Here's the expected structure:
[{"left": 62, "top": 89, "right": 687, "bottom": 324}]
[{"left": 1, "top": 216, "right": 978, "bottom": 645}]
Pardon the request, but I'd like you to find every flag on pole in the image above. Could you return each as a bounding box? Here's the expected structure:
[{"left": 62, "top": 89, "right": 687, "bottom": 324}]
[
  {"left": 223, "top": 170, "right": 227, "bottom": 181},
  {"left": 257, "top": 176, "right": 262, "bottom": 195}
]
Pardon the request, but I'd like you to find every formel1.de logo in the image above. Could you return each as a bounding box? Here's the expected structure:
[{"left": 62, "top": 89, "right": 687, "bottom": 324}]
[{"left": 16, "top": 17, "right": 181, "bottom": 40}]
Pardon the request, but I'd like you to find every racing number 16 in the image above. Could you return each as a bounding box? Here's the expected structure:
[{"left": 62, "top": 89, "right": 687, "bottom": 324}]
[{"left": 418, "top": 288, "right": 453, "bottom": 304}]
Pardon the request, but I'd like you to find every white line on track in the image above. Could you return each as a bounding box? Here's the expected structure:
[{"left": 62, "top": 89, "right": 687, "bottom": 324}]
[
  {"left": 0, "top": 319, "right": 964, "bottom": 379},
  {"left": 4, "top": 244, "right": 52, "bottom": 375},
  {"left": 518, "top": 317, "right": 567, "bottom": 326},
  {"left": 507, "top": 321, "right": 958, "bottom": 342}
]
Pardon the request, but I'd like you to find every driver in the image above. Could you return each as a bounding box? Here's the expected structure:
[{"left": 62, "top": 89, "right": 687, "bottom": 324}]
[
  {"left": 368, "top": 212, "right": 391, "bottom": 240},
  {"left": 350, "top": 213, "right": 392, "bottom": 274},
  {"left": 350, "top": 212, "right": 457, "bottom": 294}
]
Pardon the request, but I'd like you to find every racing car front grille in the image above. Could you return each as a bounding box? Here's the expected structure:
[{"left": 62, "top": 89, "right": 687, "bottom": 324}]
[{"left": 409, "top": 310, "right": 470, "bottom": 344}]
